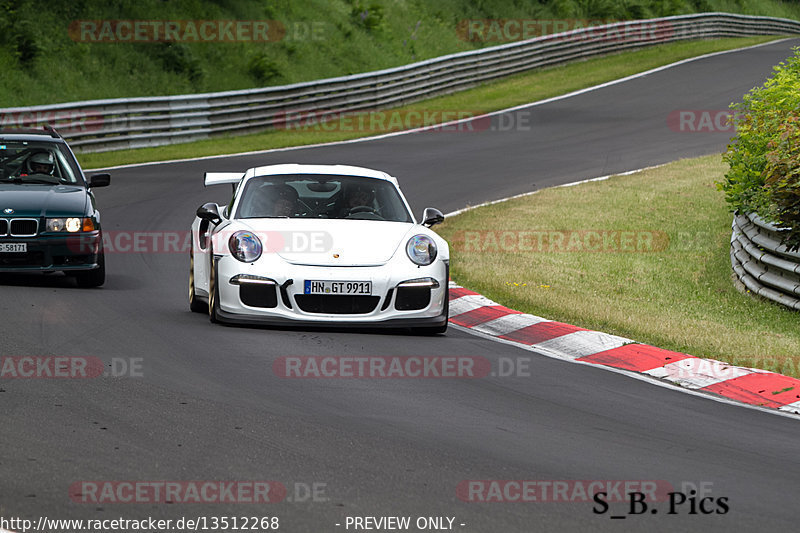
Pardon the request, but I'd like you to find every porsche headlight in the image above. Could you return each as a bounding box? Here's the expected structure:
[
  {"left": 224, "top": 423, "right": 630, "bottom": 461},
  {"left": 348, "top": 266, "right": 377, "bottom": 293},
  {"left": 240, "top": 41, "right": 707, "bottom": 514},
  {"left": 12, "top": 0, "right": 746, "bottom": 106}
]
[
  {"left": 46, "top": 217, "right": 92, "bottom": 232},
  {"left": 406, "top": 234, "right": 437, "bottom": 266},
  {"left": 229, "top": 230, "right": 262, "bottom": 262}
]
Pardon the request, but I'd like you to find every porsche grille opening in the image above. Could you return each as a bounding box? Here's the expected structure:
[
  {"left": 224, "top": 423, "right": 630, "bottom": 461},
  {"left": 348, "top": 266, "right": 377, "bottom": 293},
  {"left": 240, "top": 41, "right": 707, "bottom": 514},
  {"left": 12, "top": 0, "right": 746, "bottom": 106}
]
[
  {"left": 239, "top": 284, "right": 278, "bottom": 308},
  {"left": 394, "top": 286, "right": 431, "bottom": 311},
  {"left": 294, "top": 294, "right": 380, "bottom": 314}
]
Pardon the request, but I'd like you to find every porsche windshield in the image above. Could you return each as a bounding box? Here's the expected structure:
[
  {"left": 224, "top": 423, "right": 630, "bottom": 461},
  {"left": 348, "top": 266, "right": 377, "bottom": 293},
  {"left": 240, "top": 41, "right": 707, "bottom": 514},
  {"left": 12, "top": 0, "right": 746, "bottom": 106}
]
[
  {"left": 235, "top": 175, "right": 413, "bottom": 222},
  {"left": 0, "top": 141, "right": 81, "bottom": 185}
]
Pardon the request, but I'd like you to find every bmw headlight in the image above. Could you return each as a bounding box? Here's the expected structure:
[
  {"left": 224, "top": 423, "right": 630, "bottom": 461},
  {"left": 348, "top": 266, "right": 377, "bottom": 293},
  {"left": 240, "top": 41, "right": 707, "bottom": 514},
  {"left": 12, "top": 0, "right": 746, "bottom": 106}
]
[
  {"left": 46, "top": 217, "right": 94, "bottom": 232},
  {"left": 229, "top": 230, "right": 262, "bottom": 262},
  {"left": 65, "top": 218, "right": 82, "bottom": 232},
  {"left": 406, "top": 234, "right": 437, "bottom": 266}
]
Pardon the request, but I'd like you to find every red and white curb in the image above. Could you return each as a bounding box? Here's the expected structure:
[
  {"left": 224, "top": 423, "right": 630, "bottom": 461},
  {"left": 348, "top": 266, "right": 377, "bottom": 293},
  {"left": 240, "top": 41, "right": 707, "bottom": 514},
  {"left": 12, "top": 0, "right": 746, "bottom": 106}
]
[{"left": 449, "top": 282, "right": 800, "bottom": 416}]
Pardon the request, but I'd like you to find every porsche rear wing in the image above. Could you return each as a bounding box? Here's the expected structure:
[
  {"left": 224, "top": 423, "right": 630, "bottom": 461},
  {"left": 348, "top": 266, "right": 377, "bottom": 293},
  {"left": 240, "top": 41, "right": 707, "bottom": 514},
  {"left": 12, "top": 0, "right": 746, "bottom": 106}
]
[{"left": 204, "top": 172, "right": 244, "bottom": 187}]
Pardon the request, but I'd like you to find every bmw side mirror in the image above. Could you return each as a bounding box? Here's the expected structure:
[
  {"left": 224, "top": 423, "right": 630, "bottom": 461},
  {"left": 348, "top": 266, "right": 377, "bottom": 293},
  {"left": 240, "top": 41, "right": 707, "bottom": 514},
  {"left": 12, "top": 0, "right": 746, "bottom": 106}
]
[
  {"left": 88, "top": 173, "right": 111, "bottom": 188},
  {"left": 197, "top": 202, "right": 221, "bottom": 224},
  {"left": 421, "top": 207, "right": 444, "bottom": 227}
]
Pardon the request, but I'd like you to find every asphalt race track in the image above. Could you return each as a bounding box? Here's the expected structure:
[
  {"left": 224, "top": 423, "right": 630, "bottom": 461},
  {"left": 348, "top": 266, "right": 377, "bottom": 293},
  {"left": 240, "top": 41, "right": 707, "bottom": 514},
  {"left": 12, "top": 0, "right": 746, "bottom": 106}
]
[{"left": 3, "top": 40, "right": 800, "bottom": 532}]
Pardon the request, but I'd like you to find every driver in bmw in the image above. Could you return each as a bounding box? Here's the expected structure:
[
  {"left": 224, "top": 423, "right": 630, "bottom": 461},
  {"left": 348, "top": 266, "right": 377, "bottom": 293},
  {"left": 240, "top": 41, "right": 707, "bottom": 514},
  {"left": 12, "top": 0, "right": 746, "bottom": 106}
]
[{"left": 24, "top": 151, "right": 56, "bottom": 176}]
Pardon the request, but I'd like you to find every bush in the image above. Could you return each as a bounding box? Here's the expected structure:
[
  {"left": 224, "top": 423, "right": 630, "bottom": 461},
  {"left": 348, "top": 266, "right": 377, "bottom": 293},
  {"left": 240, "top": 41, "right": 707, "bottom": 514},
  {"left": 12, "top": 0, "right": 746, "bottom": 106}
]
[
  {"left": 154, "top": 43, "right": 203, "bottom": 85},
  {"left": 0, "top": 0, "right": 39, "bottom": 66},
  {"left": 762, "top": 114, "right": 800, "bottom": 249},
  {"left": 720, "top": 47, "right": 800, "bottom": 249},
  {"left": 247, "top": 53, "right": 282, "bottom": 84},
  {"left": 350, "top": 1, "right": 385, "bottom": 32}
]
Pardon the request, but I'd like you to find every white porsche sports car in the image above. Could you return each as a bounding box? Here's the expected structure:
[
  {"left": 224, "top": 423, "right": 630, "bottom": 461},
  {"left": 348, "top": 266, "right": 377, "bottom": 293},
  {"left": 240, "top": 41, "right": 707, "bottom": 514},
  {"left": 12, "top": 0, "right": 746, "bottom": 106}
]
[{"left": 189, "top": 164, "right": 449, "bottom": 333}]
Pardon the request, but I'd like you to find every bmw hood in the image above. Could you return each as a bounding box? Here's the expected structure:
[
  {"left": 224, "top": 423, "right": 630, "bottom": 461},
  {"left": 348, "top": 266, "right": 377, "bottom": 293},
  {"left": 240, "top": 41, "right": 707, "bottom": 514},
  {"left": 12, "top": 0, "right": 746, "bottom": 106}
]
[
  {"left": 0, "top": 184, "right": 88, "bottom": 217},
  {"left": 238, "top": 218, "right": 415, "bottom": 266}
]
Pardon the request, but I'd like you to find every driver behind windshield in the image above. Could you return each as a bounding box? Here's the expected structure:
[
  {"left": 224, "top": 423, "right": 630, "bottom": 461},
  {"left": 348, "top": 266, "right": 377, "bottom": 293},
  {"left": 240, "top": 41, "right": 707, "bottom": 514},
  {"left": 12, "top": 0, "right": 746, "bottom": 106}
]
[
  {"left": 339, "top": 184, "right": 376, "bottom": 217},
  {"left": 250, "top": 184, "right": 299, "bottom": 217},
  {"left": 24, "top": 151, "right": 55, "bottom": 176}
]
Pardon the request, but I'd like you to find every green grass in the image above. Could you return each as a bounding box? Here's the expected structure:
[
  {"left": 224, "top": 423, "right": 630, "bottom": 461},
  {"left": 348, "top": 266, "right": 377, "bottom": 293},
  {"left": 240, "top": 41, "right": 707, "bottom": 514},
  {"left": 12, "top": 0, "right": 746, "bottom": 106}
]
[
  {"left": 78, "top": 35, "right": 779, "bottom": 170},
  {"left": 436, "top": 154, "right": 800, "bottom": 378},
  {"left": 3, "top": 0, "right": 800, "bottom": 107}
]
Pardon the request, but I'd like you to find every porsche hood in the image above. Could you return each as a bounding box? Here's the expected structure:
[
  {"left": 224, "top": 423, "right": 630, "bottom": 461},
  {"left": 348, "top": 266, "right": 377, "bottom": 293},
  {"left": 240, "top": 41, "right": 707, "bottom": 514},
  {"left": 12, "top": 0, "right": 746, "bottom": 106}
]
[{"left": 235, "top": 218, "right": 418, "bottom": 266}]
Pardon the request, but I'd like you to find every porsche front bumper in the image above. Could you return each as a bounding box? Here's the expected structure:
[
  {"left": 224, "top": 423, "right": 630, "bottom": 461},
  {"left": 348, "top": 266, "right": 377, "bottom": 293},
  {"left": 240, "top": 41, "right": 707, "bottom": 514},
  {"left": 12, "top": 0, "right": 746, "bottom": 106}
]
[{"left": 212, "top": 254, "right": 449, "bottom": 327}]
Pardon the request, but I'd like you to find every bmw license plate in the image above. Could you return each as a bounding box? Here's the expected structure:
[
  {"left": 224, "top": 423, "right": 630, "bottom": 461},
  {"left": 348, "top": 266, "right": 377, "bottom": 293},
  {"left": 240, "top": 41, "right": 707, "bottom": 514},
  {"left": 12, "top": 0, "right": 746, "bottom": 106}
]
[
  {"left": 0, "top": 243, "right": 26, "bottom": 253},
  {"left": 304, "top": 280, "right": 372, "bottom": 295}
]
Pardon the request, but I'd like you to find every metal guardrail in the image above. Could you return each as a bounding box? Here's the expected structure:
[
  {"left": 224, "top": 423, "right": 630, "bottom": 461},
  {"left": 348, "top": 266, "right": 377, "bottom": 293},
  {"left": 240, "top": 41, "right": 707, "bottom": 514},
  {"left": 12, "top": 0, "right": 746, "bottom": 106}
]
[
  {"left": 730, "top": 213, "right": 800, "bottom": 310},
  {"left": 2, "top": 12, "right": 800, "bottom": 153}
]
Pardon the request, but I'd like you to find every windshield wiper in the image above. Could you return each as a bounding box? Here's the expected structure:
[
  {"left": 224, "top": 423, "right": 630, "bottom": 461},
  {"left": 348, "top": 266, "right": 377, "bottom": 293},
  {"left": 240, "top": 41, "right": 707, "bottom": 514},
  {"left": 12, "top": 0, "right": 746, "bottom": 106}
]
[{"left": 7, "top": 176, "right": 60, "bottom": 185}]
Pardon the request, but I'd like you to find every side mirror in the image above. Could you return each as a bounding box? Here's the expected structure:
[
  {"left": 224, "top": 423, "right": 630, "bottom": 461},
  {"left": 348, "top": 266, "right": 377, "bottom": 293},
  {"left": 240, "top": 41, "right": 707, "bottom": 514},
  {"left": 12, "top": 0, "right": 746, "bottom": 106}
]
[
  {"left": 88, "top": 173, "right": 111, "bottom": 188},
  {"left": 421, "top": 207, "right": 444, "bottom": 227},
  {"left": 197, "top": 202, "right": 221, "bottom": 224}
]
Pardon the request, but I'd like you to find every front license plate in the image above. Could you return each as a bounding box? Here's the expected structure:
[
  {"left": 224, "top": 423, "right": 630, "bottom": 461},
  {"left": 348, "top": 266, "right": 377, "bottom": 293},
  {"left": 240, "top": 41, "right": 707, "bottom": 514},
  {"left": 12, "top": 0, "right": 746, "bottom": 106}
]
[
  {"left": 0, "top": 243, "right": 26, "bottom": 253},
  {"left": 304, "top": 280, "right": 372, "bottom": 295}
]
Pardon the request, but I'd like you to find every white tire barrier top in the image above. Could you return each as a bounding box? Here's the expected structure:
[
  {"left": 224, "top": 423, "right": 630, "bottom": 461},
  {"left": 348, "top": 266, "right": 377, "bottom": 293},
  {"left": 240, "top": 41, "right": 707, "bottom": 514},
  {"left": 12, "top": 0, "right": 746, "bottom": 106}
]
[{"left": 731, "top": 212, "right": 800, "bottom": 310}]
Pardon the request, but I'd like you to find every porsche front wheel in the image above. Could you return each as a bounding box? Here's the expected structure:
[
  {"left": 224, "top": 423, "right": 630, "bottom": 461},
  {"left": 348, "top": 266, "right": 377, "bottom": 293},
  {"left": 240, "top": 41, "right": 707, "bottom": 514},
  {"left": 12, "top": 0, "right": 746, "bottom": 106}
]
[
  {"left": 208, "top": 253, "right": 221, "bottom": 323},
  {"left": 188, "top": 249, "right": 207, "bottom": 313}
]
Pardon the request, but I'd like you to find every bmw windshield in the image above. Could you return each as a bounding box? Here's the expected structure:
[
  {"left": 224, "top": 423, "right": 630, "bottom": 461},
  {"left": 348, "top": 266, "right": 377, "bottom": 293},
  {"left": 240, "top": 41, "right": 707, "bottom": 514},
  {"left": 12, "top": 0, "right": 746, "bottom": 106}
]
[{"left": 0, "top": 140, "right": 82, "bottom": 185}]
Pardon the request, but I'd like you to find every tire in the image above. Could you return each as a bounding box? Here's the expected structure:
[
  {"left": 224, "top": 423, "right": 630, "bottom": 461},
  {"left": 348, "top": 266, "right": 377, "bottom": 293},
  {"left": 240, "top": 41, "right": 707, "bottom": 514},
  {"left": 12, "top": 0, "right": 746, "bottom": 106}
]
[
  {"left": 208, "top": 253, "right": 220, "bottom": 324},
  {"left": 74, "top": 247, "right": 105, "bottom": 288},
  {"left": 188, "top": 249, "right": 207, "bottom": 313}
]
